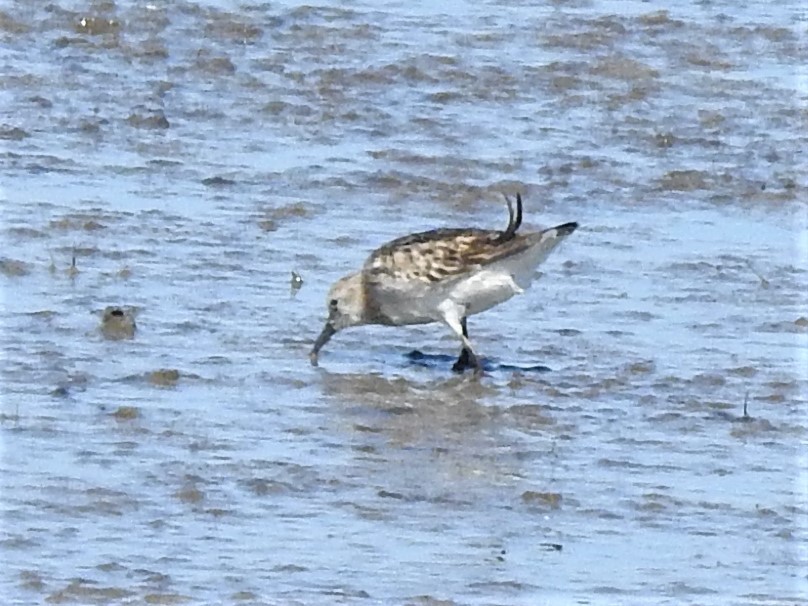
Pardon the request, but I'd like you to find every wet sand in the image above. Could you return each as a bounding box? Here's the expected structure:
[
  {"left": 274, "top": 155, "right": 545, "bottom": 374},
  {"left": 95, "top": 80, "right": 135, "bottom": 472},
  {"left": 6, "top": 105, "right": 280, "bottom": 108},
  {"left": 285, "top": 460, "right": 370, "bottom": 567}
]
[{"left": 1, "top": 0, "right": 806, "bottom": 604}]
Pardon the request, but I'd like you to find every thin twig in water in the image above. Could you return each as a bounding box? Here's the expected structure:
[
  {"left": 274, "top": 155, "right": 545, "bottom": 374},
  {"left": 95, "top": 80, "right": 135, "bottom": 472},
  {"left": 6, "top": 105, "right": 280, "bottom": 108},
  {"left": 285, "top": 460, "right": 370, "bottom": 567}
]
[
  {"left": 743, "top": 391, "right": 750, "bottom": 419},
  {"left": 67, "top": 249, "right": 79, "bottom": 278}
]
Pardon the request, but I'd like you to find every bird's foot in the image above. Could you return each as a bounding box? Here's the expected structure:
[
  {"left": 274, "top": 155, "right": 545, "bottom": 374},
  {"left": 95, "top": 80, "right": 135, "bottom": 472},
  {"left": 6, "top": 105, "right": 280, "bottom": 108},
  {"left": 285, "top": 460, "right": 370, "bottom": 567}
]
[
  {"left": 452, "top": 348, "right": 483, "bottom": 375},
  {"left": 452, "top": 348, "right": 472, "bottom": 372}
]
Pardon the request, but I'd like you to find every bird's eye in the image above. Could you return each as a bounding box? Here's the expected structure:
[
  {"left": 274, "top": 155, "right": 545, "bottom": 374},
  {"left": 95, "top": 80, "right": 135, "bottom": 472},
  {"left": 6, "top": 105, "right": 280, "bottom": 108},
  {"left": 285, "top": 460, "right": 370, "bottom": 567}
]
[{"left": 329, "top": 298, "right": 338, "bottom": 310}]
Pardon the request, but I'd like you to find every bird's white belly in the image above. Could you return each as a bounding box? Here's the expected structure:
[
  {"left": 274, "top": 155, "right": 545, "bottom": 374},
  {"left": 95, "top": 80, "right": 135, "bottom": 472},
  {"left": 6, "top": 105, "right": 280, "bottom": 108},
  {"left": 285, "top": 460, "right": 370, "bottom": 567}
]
[
  {"left": 448, "top": 269, "right": 521, "bottom": 316},
  {"left": 371, "top": 241, "right": 550, "bottom": 324}
]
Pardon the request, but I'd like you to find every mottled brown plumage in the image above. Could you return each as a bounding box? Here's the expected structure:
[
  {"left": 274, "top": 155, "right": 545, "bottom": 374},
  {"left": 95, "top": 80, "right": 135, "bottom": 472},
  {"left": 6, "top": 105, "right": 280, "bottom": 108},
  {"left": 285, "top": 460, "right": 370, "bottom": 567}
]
[
  {"left": 364, "top": 194, "right": 535, "bottom": 284},
  {"left": 365, "top": 228, "right": 534, "bottom": 283}
]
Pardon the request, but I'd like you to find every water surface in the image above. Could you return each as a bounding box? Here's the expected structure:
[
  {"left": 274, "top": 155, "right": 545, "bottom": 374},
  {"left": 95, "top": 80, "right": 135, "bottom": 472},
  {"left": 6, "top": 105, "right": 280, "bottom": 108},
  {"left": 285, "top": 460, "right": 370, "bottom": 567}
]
[{"left": 1, "top": 0, "right": 806, "bottom": 603}]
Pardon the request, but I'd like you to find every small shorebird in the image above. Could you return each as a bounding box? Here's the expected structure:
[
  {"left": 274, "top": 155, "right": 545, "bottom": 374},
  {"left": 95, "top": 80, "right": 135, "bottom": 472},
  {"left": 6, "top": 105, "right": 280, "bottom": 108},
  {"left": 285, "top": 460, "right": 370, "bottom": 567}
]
[{"left": 310, "top": 194, "right": 577, "bottom": 374}]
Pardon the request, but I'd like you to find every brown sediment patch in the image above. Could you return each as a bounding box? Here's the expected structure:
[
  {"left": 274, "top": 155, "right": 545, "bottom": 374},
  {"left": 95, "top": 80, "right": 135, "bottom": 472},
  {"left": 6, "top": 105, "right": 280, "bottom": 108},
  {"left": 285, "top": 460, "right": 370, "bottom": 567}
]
[
  {"left": 175, "top": 483, "right": 204, "bottom": 505},
  {"left": 505, "top": 404, "right": 556, "bottom": 429},
  {"left": 521, "top": 491, "right": 562, "bottom": 509},
  {"left": 617, "top": 310, "right": 657, "bottom": 322},
  {"left": 730, "top": 418, "right": 777, "bottom": 438},
  {"left": 243, "top": 478, "right": 291, "bottom": 497},
  {"left": 100, "top": 306, "right": 137, "bottom": 340},
  {"left": 636, "top": 10, "right": 685, "bottom": 28},
  {"left": 625, "top": 360, "right": 655, "bottom": 375},
  {"left": 126, "top": 109, "right": 170, "bottom": 129},
  {"left": 194, "top": 51, "right": 236, "bottom": 75},
  {"left": 685, "top": 49, "right": 734, "bottom": 70},
  {"left": 143, "top": 593, "right": 193, "bottom": 604},
  {"left": 261, "top": 100, "right": 314, "bottom": 117},
  {"left": 19, "top": 570, "right": 45, "bottom": 591},
  {"left": 548, "top": 74, "right": 586, "bottom": 92},
  {"left": 653, "top": 132, "right": 676, "bottom": 149},
  {"left": 128, "top": 39, "right": 169, "bottom": 61},
  {"left": 691, "top": 373, "right": 726, "bottom": 387},
  {"left": 0, "top": 11, "right": 32, "bottom": 34},
  {"left": 427, "top": 91, "right": 463, "bottom": 104},
  {"left": 636, "top": 492, "right": 685, "bottom": 513},
  {"left": 756, "top": 392, "right": 786, "bottom": 403},
  {"left": 204, "top": 14, "right": 263, "bottom": 43},
  {"left": 698, "top": 109, "right": 725, "bottom": 128},
  {"left": 74, "top": 16, "right": 121, "bottom": 36},
  {"left": 7, "top": 226, "right": 47, "bottom": 238},
  {"left": 46, "top": 579, "right": 133, "bottom": 603},
  {"left": 0, "top": 258, "right": 31, "bottom": 276},
  {"left": 590, "top": 56, "right": 659, "bottom": 81},
  {"left": 542, "top": 15, "right": 628, "bottom": 51},
  {"left": 112, "top": 406, "right": 139, "bottom": 421},
  {"left": 49, "top": 211, "right": 115, "bottom": 231},
  {"left": 0, "top": 125, "right": 29, "bottom": 140},
  {"left": 50, "top": 217, "right": 106, "bottom": 231},
  {"left": 53, "top": 35, "right": 94, "bottom": 49},
  {"left": 657, "top": 169, "right": 711, "bottom": 191},
  {"left": 257, "top": 201, "right": 312, "bottom": 231},
  {"left": 147, "top": 369, "right": 180, "bottom": 387},
  {"left": 726, "top": 366, "right": 758, "bottom": 378},
  {"left": 757, "top": 318, "right": 808, "bottom": 333}
]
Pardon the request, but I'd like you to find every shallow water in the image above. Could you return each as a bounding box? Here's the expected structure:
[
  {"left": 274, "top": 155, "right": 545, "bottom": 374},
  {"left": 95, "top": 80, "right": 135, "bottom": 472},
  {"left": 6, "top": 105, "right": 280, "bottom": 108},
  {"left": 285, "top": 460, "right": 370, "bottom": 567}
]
[{"left": 1, "top": 0, "right": 807, "bottom": 604}]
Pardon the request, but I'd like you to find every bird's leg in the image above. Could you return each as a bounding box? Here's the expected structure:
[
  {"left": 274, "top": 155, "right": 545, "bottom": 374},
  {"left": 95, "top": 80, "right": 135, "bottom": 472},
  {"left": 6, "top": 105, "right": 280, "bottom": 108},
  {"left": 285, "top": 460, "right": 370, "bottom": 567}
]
[
  {"left": 452, "top": 317, "right": 474, "bottom": 372},
  {"left": 438, "top": 301, "right": 483, "bottom": 375}
]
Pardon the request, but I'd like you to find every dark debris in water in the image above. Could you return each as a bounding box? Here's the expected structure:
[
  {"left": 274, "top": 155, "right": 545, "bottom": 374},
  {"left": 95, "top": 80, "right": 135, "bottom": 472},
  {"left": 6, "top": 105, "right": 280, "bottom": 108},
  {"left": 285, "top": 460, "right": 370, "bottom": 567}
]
[
  {"left": 290, "top": 270, "right": 304, "bottom": 296},
  {"left": 202, "top": 175, "right": 236, "bottom": 187}
]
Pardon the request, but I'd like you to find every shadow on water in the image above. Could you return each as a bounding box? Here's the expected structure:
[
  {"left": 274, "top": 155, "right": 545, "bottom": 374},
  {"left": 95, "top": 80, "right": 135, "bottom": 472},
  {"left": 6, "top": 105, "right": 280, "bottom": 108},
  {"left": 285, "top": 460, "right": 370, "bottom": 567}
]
[
  {"left": 405, "top": 349, "right": 552, "bottom": 373},
  {"left": 312, "top": 369, "right": 545, "bottom": 511},
  {"left": 317, "top": 368, "right": 496, "bottom": 412}
]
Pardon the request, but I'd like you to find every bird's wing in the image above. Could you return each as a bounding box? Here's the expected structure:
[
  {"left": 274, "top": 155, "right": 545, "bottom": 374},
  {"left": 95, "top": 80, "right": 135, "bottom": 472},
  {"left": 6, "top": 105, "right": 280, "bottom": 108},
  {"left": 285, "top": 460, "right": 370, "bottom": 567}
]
[{"left": 363, "top": 228, "right": 536, "bottom": 285}]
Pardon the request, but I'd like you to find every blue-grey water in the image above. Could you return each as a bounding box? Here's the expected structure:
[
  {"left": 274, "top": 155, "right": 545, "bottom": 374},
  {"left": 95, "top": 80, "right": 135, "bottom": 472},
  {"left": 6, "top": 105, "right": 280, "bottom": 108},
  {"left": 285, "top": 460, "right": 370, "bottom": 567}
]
[{"left": 1, "top": 0, "right": 807, "bottom": 604}]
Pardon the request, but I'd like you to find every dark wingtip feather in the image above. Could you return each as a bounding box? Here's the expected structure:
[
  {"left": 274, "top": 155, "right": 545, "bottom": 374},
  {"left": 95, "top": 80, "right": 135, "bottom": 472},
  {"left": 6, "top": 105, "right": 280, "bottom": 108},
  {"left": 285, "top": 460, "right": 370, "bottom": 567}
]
[
  {"left": 555, "top": 222, "right": 578, "bottom": 236},
  {"left": 496, "top": 192, "right": 524, "bottom": 243},
  {"left": 514, "top": 192, "right": 523, "bottom": 231}
]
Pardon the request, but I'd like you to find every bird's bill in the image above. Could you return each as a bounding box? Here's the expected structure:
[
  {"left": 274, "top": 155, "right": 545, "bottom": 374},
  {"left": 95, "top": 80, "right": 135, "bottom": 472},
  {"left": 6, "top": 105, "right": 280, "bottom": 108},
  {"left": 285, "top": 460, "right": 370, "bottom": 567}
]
[{"left": 309, "top": 322, "right": 336, "bottom": 366}]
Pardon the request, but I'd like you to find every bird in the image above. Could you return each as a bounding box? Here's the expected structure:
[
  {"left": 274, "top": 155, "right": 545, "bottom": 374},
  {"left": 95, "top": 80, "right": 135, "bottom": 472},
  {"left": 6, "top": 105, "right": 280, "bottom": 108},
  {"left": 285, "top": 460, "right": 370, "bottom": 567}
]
[{"left": 310, "top": 193, "right": 578, "bottom": 374}]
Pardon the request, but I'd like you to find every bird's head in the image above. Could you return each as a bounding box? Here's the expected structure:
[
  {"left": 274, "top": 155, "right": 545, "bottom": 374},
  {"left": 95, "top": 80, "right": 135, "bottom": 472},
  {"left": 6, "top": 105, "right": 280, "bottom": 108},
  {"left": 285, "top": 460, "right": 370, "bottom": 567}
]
[{"left": 310, "top": 272, "right": 365, "bottom": 366}]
